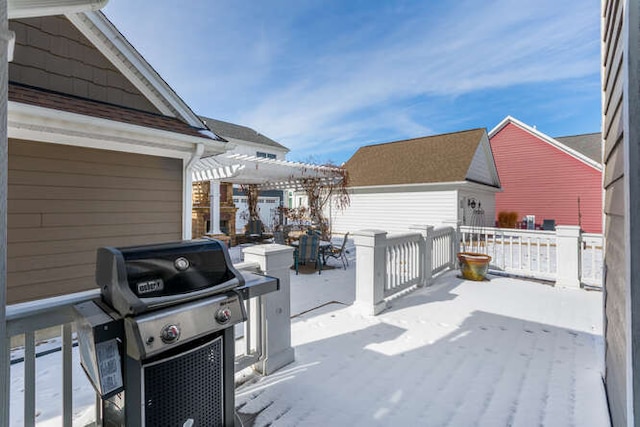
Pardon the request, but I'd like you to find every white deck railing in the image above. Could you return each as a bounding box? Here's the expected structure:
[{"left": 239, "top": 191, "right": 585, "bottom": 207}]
[
  {"left": 5, "top": 260, "right": 285, "bottom": 427},
  {"left": 460, "top": 226, "right": 557, "bottom": 282},
  {"left": 431, "top": 226, "right": 456, "bottom": 275},
  {"left": 384, "top": 233, "right": 423, "bottom": 298},
  {"left": 459, "top": 225, "right": 603, "bottom": 288},
  {"left": 581, "top": 233, "right": 604, "bottom": 287},
  {"left": 354, "top": 226, "right": 457, "bottom": 315}
]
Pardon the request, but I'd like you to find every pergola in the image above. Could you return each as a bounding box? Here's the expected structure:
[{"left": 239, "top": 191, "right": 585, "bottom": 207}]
[{"left": 191, "top": 153, "right": 345, "bottom": 235}]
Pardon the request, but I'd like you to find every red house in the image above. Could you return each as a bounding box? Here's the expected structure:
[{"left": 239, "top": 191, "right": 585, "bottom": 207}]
[{"left": 489, "top": 116, "right": 602, "bottom": 233}]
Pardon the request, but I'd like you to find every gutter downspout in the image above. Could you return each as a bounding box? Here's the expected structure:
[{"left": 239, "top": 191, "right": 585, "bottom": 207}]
[{"left": 183, "top": 143, "right": 204, "bottom": 239}]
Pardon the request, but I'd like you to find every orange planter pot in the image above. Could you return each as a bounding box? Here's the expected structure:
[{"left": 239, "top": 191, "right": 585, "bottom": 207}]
[{"left": 457, "top": 252, "right": 492, "bottom": 281}]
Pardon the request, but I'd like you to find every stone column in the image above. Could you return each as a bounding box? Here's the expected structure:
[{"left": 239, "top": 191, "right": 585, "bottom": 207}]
[
  {"left": 243, "top": 244, "right": 295, "bottom": 375},
  {"left": 209, "top": 180, "right": 221, "bottom": 234},
  {"left": 353, "top": 230, "right": 388, "bottom": 316},
  {"left": 556, "top": 225, "right": 581, "bottom": 288}
]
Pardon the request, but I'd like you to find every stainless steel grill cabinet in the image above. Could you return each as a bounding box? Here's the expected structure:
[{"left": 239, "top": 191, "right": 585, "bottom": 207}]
[{"left": 75, "top": 239, "right": 279, "bottom": 426}]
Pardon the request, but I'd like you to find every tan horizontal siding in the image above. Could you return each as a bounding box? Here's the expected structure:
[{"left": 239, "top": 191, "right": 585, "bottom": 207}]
[
  {"left": 7, "top": 140, "right": 183, "bottom": 303},
  {"left": 8, "top": 222, "right": 179, "bottom": 243},
  {"left": 9, "top": 185, "right": 181, "bottom": 202},
  {"left": 9, "top": 170, "right": 181, "bottom": 192}
]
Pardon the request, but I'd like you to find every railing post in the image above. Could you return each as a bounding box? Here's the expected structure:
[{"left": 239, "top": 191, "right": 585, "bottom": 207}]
[
  {"left": 353, "top": 230, "right": 388, "bottom": 316},
  {"left": 555, "top": 225, "right": 582, "bottom": 288},
  {"left": 243, "top": 244, "right": 296, "bottom": 375},
  {"left": 442, "top": 220, "right": 461, "bottom": 269},
  {"left": 409, "top": 225, "right": 434, "bottom": 286}
]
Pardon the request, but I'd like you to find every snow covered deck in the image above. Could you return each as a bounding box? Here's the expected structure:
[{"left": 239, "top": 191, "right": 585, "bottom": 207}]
[{"left": 236, "top": 265, "right": 609, "bottom": 426}]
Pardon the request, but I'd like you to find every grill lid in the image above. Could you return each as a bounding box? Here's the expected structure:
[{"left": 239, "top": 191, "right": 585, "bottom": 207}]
[{"left": 97, "top": 239, "right": 244, "bottom": 316}]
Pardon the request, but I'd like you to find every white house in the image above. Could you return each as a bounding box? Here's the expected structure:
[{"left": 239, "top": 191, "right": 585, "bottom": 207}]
[
  {"left": 197, "top": 116, "right": 289, "bottom": 233},
  {"left": 330, "top": 128, "right": 501, "bottom": 235}
]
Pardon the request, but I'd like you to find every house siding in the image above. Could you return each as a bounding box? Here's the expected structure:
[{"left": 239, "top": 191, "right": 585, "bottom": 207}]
[
  {"left": 602, "top": 0, "right": 629, "bottom": 425},
  {"left": 458, "top": 188, "right": 497, "bottom": 228},
  {"left": 490, "top": 123, "right": 602, "bottom": 233},
  {"left": 465, "top": 135, "right": 497, "bottom": 187},
  {"left": 329, "top": 187, "right": 458, "bottom": 235},
  {"left": 7, "top": 139, "right": 183, "bottom": 303},
  {"left": 9, "top": 16, "right": 160, "bottom": 114}
]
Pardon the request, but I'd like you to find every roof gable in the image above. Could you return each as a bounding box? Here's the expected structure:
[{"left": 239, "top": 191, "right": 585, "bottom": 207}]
[
  {"left": 489, "top": 116, "right": 602, "bottom": 170},
  {"left": 9, "top": 15, "right": 161, "bottom": 114},
  {"left": 466, "top": 132, "right": 501, "bottom": 187},
  {"left": 66, "top": 11, "right": 208, "bottom": 129},
  {"left": 345, "top": 128, "right": 499, "bottom": 188}
]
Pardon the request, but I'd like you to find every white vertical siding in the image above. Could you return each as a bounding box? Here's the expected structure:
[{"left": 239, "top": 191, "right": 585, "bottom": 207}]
[{"left": 330, "top": 188, "right": 458, "bottom": 234}]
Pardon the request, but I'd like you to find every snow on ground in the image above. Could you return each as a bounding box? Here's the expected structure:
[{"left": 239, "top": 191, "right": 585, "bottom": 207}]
[
  {"left": 10, "top": 239, "right": 609, "bottom": 426},
  {"left": 236, "top": 271, "right": 609, "bottom": 427}
]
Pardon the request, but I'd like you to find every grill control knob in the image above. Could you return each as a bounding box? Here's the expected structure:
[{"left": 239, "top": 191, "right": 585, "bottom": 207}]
[
  {"left": 215, "top": 308, "right": 232, "bottom": 324},
  {"left": 160, "top": 324, "right": 180, "bottom": 343}
]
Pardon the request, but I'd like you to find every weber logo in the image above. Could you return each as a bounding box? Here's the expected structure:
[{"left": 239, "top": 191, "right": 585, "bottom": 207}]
[{"left": 137, "top": 279, "right": 164, "bottom": 294}]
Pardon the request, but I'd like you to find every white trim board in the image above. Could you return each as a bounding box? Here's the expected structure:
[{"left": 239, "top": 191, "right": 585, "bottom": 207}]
[{"left": 8, "top": 101, "right": 226, "bottom": 159}]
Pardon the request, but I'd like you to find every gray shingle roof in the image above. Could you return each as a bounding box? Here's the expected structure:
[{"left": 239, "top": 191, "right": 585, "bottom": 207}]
[
  {"left": 554, "top": 133, "right": 602, "bottom": 164},
  {"left": 199, "top": 116, "right": 288, "bottom": 151}
]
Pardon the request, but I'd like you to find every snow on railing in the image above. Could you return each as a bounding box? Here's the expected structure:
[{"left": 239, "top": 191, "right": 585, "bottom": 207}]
[{"left": 4, "top": 261, "right": 276, "bottom": 427}]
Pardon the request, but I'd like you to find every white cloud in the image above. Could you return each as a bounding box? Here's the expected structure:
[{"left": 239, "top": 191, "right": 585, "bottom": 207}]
[{"left": 104, "top": 1, "right": 600, "bottom": 161}]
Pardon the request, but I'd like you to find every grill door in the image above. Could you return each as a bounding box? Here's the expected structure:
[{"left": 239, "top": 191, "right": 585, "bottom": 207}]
[{"left": 142, "top": 336, "right": 224, "bottom": 426}]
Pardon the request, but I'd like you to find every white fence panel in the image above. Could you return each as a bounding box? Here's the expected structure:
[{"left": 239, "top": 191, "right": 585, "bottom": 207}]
[
  {"left": 581, "top": 233, "right": 604, "bottom": 287},
  {"left": 384, "top": 233, "right": 423, "bottom": 298}
]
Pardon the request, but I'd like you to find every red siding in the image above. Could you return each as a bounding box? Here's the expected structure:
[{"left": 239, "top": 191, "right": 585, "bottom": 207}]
[{"left": 490, "top": 123, "right": 602, "bottom": 233}]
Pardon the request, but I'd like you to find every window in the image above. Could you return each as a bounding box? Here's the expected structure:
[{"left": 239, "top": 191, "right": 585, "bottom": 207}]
[{"left": 256, "top": 151, "right": 277, "bottom": 159}]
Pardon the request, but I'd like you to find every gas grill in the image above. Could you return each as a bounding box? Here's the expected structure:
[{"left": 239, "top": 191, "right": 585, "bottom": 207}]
[{"left": 75, "top": 239, "right": 278, "bottom": 427}]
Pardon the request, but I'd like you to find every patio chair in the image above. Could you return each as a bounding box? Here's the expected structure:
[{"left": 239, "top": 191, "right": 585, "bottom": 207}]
[
  {"left": 245, "top": 219, "right": 264, "bottom": 242},
  {"left": 542, "top": 219, "right": 556, "bottom": 231},
  {"left": 294, "top": 234, "right": 322, "bottom": 275},
  {"left": 324, "top": 232, "right": 349, "bottom": 270}
]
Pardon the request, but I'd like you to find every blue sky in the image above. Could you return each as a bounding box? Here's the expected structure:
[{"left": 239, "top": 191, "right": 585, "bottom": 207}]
[{"left": 103, "top": 1, "right": 601, "bottom": 165}]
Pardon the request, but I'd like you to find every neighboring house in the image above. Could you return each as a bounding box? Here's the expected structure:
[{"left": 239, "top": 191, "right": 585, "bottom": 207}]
[
  {"left": 200, "top": 116, "right": 288, "bottom": 160},
  {"left": 602, "top": 2, "right": 639, "bottom": 426},
  {"left": 6, "top": 12, "right": 227, "bottom": 303},
  {"left": 331, "top": 128, "right": 501, "bottom": 235},
  {"left": 489, "top": 116, "right": 602, "bottom": 233},
  {"left": 195, "top": 116, "right": 289, "bottom": 235}
]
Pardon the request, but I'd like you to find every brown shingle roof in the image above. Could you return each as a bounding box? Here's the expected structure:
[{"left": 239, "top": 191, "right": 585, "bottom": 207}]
[
  {"left": 345, "top": 128, "right": 486, "bottom": 187},
  {"left": 9, "top": 82, "right": 223, "bottom": 141}
]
